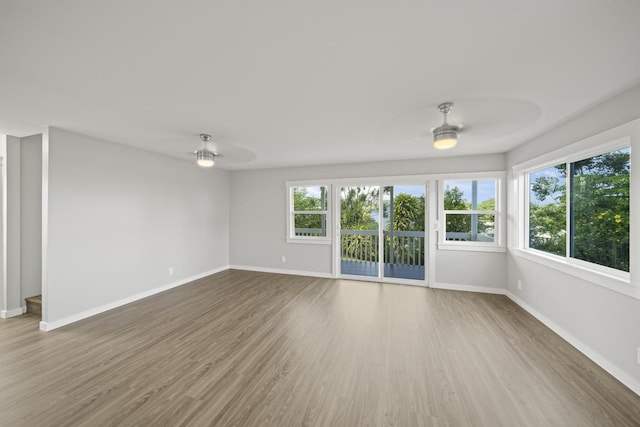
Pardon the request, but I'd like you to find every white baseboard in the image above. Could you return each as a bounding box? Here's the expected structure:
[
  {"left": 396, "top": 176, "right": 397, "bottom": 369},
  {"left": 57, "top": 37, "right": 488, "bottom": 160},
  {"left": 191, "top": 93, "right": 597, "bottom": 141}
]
[
  {"left": 229, "top": 264, "right": 333, "bottom": 279},
  {"left": 39, "top": 265, "right": 230, "bottom": 332},
  {"left": 430, "top": 281, "right": 508, "bottom": 295},
  {"left": 0, "top": 306, "right": 26, "bottom": 319},
  {"left": 506, "top": 291, "right": 640, "bottom": 397}
]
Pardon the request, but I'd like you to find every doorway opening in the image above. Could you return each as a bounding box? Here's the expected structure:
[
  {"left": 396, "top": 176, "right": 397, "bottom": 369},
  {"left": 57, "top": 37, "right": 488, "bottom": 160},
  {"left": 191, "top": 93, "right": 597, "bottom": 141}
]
[{"left": 338, "top": 185, "right": 426, "bottom": 284}]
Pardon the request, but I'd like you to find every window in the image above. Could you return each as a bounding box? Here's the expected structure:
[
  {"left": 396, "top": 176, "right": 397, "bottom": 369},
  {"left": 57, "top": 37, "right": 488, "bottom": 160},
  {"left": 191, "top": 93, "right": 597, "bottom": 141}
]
[
  {"left": 287, "top": 184, "right": 330, "bottom": 243},
  {"left": 528, "top": 164, "right": 566, "bottom": 256},
  {"left": 525, "top": 147, "right": 630, "bottom": 273},
  {"left": 439, "top": 175, "right": 504, "bottom": 250}
]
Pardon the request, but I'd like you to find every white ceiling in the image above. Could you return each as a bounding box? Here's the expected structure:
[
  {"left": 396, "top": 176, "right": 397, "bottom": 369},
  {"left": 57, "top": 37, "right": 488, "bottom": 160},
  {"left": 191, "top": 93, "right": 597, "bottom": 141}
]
[{"left": 1, "top": 0, "right": 639, "bottom": 170}]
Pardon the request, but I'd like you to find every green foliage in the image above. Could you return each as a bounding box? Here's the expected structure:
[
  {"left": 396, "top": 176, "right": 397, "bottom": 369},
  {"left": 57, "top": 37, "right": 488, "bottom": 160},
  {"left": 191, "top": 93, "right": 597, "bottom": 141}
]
[
  {"left": 529, "top": 168, "right": 566, "bottom": 255},
  {"left": 477, "top": 198, "right": 495, "bottom": 211},
  {"left": 293, "top": 214, "right": 324, "bottom": 233},
  {"left": 529, "top": 150, "right": 630, "bottom": 272},
  {"left": 293, "top": 187, "right": 326, "bottom": 235},
  {"left": 531, "top": 173, "right": 564, "bottom": 202},
  {"left": 443, "top": 186, "right": 494, "bottom": 239},
  {"left": 444, "top": 186, "right": 467, "bottom": 210},
  {"left": 389, "top": 193, "right": 424, "bottom": 232},
  {"left": 444, "top": 185, "right": 469, "bottom": 233},
  {"left": 340, "top": 187, "right": 379, "bottom": 230},
  {"left": 342, "top": 231, "right": 378, "bottom": 261},
  {"left": 293, "top": 187, "right": 326, "bottom": 211},
  {"left": 340, "top": 187, "right": 426, "bottom": 266},
  {"left": 385, "top": 191, "right": 425, "bottom": 266},
  {"left": 529, "top": 202, "right": 566, "bottom": 255},
  {"left": 340, "top": 187, "right": 380, "bottom": 260},
  {"left": 571, "top": 153, "right": 629, "bottom": 271}
]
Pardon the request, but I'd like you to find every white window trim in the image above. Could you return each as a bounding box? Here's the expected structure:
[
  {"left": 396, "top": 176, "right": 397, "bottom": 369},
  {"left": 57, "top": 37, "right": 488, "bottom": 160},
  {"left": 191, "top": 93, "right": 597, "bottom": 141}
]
[
  {"left": 286, "top": 181, "right": 332, "bottom": 245},
  {"left": 437, "top": 172, "right": 506, "bottom": 252},
  {"left": 513, "top": 134, "right": 634, "bottom": 297}
]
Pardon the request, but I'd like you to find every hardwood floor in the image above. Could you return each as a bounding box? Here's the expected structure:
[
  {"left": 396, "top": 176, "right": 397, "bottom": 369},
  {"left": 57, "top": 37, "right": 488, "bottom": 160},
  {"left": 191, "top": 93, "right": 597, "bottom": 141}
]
[{"left": 1, "top": 270, "right": 639, "bottom": 426}]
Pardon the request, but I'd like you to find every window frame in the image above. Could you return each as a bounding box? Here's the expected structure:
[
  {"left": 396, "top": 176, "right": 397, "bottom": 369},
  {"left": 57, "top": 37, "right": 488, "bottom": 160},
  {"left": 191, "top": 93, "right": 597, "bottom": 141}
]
[
  {"left": 514, "top": 136, "right": 632, "bottom": 293},
  {"left": 286, "top": 182, "right": 332, "bottom": 245},
  {"left": 524, "top": 162, "right": 567, "bottom": 257},
  {"left": 437, "top": 172, "right": 506, "bottom": 252}
]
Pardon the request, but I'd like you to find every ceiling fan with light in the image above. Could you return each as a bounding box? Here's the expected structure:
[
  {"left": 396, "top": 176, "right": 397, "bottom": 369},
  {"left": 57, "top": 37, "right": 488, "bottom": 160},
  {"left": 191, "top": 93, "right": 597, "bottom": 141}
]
[
  {"left": 432, "top": 102, "right": 463, "bottom": 150},
  {"left": 194, "top": 133, "right": 221, "bottom": 167}
]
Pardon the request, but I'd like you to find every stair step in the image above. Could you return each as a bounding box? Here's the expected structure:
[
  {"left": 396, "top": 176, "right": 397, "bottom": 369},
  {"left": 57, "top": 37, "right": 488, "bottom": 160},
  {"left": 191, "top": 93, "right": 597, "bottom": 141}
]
[{"left": 25, "top": 295, "right": 42, "bottom": 316}]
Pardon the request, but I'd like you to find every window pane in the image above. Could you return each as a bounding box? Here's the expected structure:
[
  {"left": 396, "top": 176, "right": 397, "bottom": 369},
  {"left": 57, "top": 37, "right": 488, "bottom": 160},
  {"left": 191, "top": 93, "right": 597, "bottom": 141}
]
[
  {"left": 570, "top": 148, "right": 630, "bottom": 272},
  {"left": 340, "top": 186, "right": 379, "bottom": 230},
  {"left": 529, "top": 164, "right": 566, "bottom": 256},
  {"left": 293, "top": 186, "right": 327, "bottom": 211},
  {"left": 445, "top": 213, "right": 495, "bottom": 242},
  {"left": 444, "top": 180, "right": 495, "bottom": 210},
  {"left": 294, "top": 214, "right": 327, "bottom": 236},
  {"left": 340, "top": 186, "right": 380, "bottom": 276}
]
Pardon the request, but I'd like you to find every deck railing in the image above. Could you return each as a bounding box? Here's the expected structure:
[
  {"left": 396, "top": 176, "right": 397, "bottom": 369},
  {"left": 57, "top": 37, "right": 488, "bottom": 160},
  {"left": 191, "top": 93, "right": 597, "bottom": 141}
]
[
  {"left": 341, "top": 229, "right": 379, "bottom": 263},
  {"left": 446, "top": 232, "right": 493, "bottom": 242},
  {"left": 383, "top": 231, "right": 424, "bottom": 265},
  {"left": 294, "top": 228, "right": 325, "bottom": 237},
  {"left": 294, "top": 228, "right": 491, "bottom": 267},
  {"left": 341, "top": 229, "right": 425, "bottom": 266}
]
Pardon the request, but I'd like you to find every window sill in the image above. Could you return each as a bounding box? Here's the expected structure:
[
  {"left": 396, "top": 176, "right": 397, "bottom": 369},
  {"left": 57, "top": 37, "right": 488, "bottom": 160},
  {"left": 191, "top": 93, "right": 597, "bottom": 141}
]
[
  {"left": 286, "top": 238, "right": 332, "bottom": 245},
  {"left": 437, "top": 243, "right": 506, "bottom": 253},
  {"left": 511, "top": 248, "right": 639, "bottom": 300}
]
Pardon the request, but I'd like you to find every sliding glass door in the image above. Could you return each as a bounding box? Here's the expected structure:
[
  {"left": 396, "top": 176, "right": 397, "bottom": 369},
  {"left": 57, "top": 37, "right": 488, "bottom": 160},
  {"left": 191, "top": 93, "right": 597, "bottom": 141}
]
[
  {"left": 383, "top": 186, "right": 425, "bottom": 280},
  {"left": 338, "top": 184, "right": 426, "bottom": 283},
  {"left": 339, "top": 186, "right": 380, "bottom": 277}
]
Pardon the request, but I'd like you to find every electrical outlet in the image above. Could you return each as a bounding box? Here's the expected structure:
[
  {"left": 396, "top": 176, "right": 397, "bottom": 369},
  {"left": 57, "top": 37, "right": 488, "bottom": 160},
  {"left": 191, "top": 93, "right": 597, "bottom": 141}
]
[
  {"left": 169, "top": 267, "right": 174, "bottom": 276},
  {"left": 637, "top": 347, "right": 640, "bottom": 365},
  {"left": 281, "top": 256, "right": 286, "bottom": 263},
  {"left": 517, "top": 280, "right": 522, "bottom": 290}
]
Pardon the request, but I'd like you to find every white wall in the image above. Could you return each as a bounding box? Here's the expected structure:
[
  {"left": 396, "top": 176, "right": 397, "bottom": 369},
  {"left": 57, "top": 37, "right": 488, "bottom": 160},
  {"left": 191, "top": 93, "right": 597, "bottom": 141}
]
[
  {"left": 1, "top": 133, "right": 44, "bottom": 316},
  {"left": 20, "top": 134, "right": 42, "bottom": 299},
  {"left": 43, "top": 128, "right": 230, "bottom": 328},
  {"left": 5, "top": 136, "right": 21, "bottom": 313},
  {"left": 230, "top": 154, "right": 507, "bottom": 290},
  {"left": 506, "top": 82, "right": 640, "bottom": 392},
  {"left": 0, "top": 136, "right": 5, "bottom": 313}
]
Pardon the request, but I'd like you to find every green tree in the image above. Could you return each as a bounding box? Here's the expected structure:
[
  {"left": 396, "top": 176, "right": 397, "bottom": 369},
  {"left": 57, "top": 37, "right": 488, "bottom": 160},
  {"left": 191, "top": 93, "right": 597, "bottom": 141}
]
[
  {"left": 386, "top": 192, "right": 425, "bottom": 265},
  {"left": 571, "top": 151, "right": 629, "bottom": 271},
  {"left": 444, "top": 185, "right": 470, "bottom": 234},
  {"left": 340, "top": 187, "right": 379, "bottom": 260},
  {"left": 444, "top": 186, "right": 467, "bottom": 210},
  {"left": 529, "top": 203, "right": 566, "bottom": 255},
  {"left": 293, "top": 187, "right": 325, "bottom": 210},
  {"left": 293, "top": 187, "right": 326, "bottom": 234},
  {"left": 529, "top": 150, "right": 629, "bottom": 271},
  {"left": 476, "top": 198, "right": 496, "bottom": 238},
  {"left": 529, "top": 170, "right": 566, "bottom": 256},
  {"left": 340, "top": 187, "right": 378, "bottom": 230},
  {"left": 390, "top": 193, "right": 424, "bottom": 232}
]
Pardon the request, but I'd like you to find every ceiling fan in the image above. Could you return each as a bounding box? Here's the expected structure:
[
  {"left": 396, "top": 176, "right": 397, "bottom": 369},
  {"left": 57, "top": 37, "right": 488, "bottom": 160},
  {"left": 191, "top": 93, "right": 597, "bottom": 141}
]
[
  {"left": 432, "top": 102, "right": 463, "bottom": 150},
  {"left": 194, "top": 133, "right": 221, "bottom": 167}
]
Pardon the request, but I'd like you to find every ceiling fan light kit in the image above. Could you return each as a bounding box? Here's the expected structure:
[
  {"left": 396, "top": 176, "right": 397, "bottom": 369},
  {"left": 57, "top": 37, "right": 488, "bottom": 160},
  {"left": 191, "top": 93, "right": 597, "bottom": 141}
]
[
  {"left": 433, "top": 102, "right": 462, "bottom": 150},
  {"left": 196, "top": 133, "right": 218, "bottom": 167}
]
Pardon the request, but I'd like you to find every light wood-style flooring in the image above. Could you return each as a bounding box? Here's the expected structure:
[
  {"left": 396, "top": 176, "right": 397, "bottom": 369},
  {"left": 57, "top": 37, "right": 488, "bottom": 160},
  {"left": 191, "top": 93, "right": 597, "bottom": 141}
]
[{"left": 1, "top": 270, "right": 639, "bottom": 426}]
